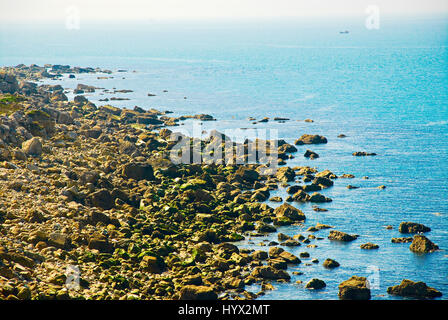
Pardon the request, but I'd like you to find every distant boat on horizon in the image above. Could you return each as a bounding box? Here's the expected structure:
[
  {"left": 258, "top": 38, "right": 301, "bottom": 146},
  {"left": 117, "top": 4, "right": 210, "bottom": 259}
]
[{"left": 339, "top": 30, "right": 350, "bottom": 34}]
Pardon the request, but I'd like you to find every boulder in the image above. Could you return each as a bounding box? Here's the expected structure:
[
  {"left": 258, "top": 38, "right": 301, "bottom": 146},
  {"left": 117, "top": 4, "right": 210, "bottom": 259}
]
[
  {"left": 292, "top": 190, "right": 311, "bottom": 202},
  {"left": 255, "top": 222, "right": 277, "bottom": 233},
  {"left": 22, "top": 137, "right": 43, "bottom": 156},
  {"left": 302, "top": 184, "right": 322, "bottom": 192},
  {"left": 89, "top": 211, "right": 111, "bottom": 225},
  {"left": 312, "top": 177, "right": 333, "bottom": 188},
  {"left": 19, "top": 81, "right": 37, "bottom": 95},
  {"left": 275, "top": 167, "right": 295, "bottom": 182},
  {"left": 179, "top": 285, "right": 218, "bottom": 300},
  {"left": 295, "top": 134, "right": 327, "bottom": 145},
  {"left": 73, "top": 95, "right": 88, "bottom": 105},
  {"left": 251, "top": 266, "right": 290, "bottom": 280},
  {"left": 278, "top": 251, "right": 301, "bottom": 264},
  {"left": 88, "top": 235, "right": 114, "bottom": 253},
  {"left": 269, "top": 259, "right": 288, "bottom": 270},
  {"left": 286, "top": 185, "right": 302, "bottom": 194},
  {"left": 87, "top": 189, "right": 114, "bottom": 210},
  {"left": 315, "top": 170, "right": 337, "bottom": 179},
  {"left": 48, "top": 232, "right": 71, "bottom": 249},
  {"left": 140, "top": 255, "right": 165, "bottom": 274},
  {"left": 0, "top": 147, "right": 11, "bottom": 161},
  {"left": 268, "top": 246, "right": 284, "bottom": 258},
  {"left": 57, "top": 111, "right": 73, "bottom": 125},
  {"left": 278, "top": 143, "right": 297, "bottom": 153},
  {"left": 122, "top": 163, "right": 154, "bottom": 181},
  {"left": 304, "top": 150, "right": 319, "bottom": 159},
  {"left": 409, "top": 235, "right": 439, "bottom": 253},
  {"left": 82, "top": 127, "right": 102, "bottom": 139},
  {"left": 75, "top": 84, "right": 96, "bottom": 93},
  {"left": 0, "top": 72, "right": 19, "bottom": 93},
  {"left": 315, "top": 223, "right": 333, "bottom": 230},
  {"left": 309, "top": 192, "right": 332, "bottom": 203},
  {"left": 50, "top": 91, "right": 68, "bottom": 101},
  {"left": 252, "top": 250, "right": 268, "bottom": 260},
  {"left": 391, "top": 237, "right": 413, "bottom": 243},
  {"left": 328, "top": 230, "right": 358, "bottom": 242},
  {"left": 387, "top": 279, "right": 442, "bottom": 299},
  {"left": 398, "top": 222, "right": 431, "bottom": 234},
  {"left": 352, "top": 152, "right": 376, "bottom": 156},
  {"left": 360, "top": 243, "right": 379, "bottom": 250},
  {"left": 306, "top": 278, "right": 326, "bottom": 290},
  {"left": 25, "top": 110, "right": 55, "bottom": 136},
  {"left": 338, "top": 276, "right": 371, "bottom": 300},
  {"left": 235, "top": 166, "right": 260, "bottom": 183},
  {"left": 273, "top": 203, "right": 306, "bottom": 221},
  {"left": 119, "top": 141, "right": 137, "bottom": 155},
  {"left": 323, "top": 258, "right": 340, "bottom": 269}
]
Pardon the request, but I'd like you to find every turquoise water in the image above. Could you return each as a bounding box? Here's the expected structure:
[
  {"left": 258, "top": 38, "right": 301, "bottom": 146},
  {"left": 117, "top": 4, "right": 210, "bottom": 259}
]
[{"left": 1, "top": 16, "right": 447, "bottom": 299}]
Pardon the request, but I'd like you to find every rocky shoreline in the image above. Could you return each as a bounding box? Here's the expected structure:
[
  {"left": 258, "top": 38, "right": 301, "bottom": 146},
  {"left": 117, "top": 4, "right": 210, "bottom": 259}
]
[{"left": 0, "top": 64, "right": 443, "bottom": 300}]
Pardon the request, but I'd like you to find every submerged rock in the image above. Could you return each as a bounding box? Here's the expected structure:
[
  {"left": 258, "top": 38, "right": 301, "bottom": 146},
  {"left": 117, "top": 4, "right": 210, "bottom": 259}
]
[
  {"left": 391, "top": 237, "right": 413, "bottom": 243},
  {"left": 352, "top": 151, "right": 377, "bottom": 156}
]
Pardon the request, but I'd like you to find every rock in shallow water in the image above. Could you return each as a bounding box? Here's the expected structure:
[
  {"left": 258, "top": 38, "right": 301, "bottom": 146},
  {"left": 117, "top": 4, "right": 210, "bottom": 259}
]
[
  {"left": 323, "top": 258, "right": 340, "bottom": 269},
  {"left": 338, "top": 276, "right": 371, "bottom": 300},
  {"left": 352, "top": 151, "right": 377, "bottom": 156},
  {"left": 391, "top": 237, "right": 413, "bottom": 243},
  {"left": 387, "top": 279, "right": 442, "bottom": 299},
  {"left": 328, "top": 230, "right": 358, "bottom": 242},
  {"left": 304, "top": 149, "right": 319, "bottom": 159},
  {"left": 409, "top": 235, "right": 439, "bottom": 253},
  {"left": 360, "top": 242, "right": 379, "bottom": 250},
  {"left": 306, "top": 278, "right": 326, "bottom": 290},
  {"left": 399, "top": 222, "right": 431, "bottom": 234},
  {"left": 295, "top": 134, "right": 327, "bottom": 145}
]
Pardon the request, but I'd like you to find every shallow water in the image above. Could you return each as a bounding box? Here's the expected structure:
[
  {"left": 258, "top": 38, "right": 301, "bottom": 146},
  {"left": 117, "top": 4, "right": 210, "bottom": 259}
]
[{"left": 1, "top": 16, "right": 447, "bottom": 299}]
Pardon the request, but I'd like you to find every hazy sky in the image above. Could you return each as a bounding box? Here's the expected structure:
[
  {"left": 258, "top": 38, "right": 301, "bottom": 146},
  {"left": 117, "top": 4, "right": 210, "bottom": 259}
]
[{"left": 1, "top": 0, "right": 448, "bottom": 23}]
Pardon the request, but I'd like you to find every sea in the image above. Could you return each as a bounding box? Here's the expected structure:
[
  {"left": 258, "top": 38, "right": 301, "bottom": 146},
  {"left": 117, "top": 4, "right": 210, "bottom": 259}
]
[{"left": 1, "top": 14, "right": 447, "bottom": 300}]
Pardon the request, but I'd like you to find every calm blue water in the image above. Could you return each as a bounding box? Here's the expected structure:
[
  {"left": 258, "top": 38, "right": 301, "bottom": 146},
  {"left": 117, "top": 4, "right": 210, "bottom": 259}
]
[{"left": 1, "top": 16, "right": 447, "bottom": 300}]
